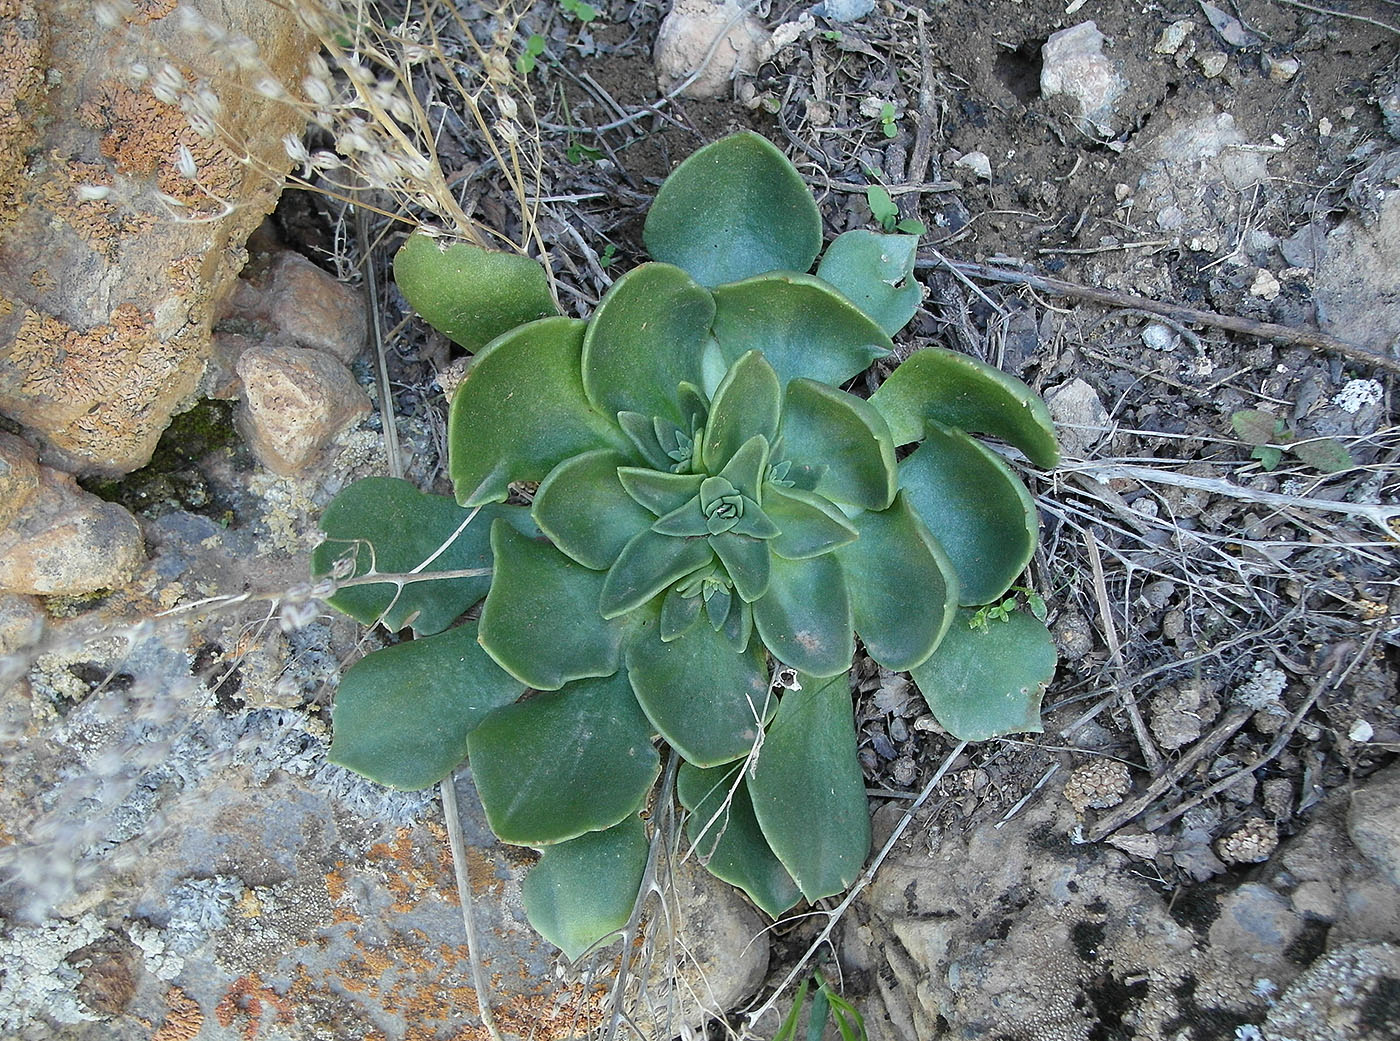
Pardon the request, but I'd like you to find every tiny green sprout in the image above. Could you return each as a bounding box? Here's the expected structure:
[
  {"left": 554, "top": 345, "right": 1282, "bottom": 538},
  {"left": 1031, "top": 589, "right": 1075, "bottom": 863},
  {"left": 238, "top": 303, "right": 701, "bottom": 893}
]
[
  {"left": 970, "top": 586, "right": 1047, "bottom": 632},
  {"left": 560, "top": 0, "right": 599, "bottom": 21},
  {"left": 516, "top": 33, "right": 546, "bottom": 75},
  {"left": 823, "top": 29, "right": 842, "bottom": 42},
  {"left": 598, "top": 243, "right": 617, "bottom": 269},
  {"left": 879, "top": 101, "right": 898, "bottom": 139},
  {"left": 1230, "top": 409, "right": 1354, "bottom": 474},
  {"left": 865, "top": 184, "right": 926, "bottom": 235},
  {"left": 316, "top": 132, "right": 1060, "bottom": 959},
  {"left": 566, "top": 141, "right": 604, "bottom": 164}
]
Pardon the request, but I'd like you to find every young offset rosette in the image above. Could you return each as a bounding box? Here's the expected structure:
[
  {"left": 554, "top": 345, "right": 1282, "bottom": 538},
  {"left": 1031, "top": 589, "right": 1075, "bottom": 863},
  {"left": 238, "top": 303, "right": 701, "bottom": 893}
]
[{"left": 313, "top": 133, "right": 1060, "bottom": 958}]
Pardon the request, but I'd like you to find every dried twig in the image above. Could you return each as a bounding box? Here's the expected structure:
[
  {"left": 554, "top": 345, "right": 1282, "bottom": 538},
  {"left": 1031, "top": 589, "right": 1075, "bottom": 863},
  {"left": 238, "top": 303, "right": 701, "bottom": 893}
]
[
  {"left": 1141, "top": 640, "right": 1357, "bottom": 831},
  {"left": 442, "top": 778, "right": 505, "bottom": 1041},
  {"left": 928, "top": 258, "right": 1400, "bottom": 377},
  {"left": 1085, "top": 707, "right": 1253, "bottom": 842}
]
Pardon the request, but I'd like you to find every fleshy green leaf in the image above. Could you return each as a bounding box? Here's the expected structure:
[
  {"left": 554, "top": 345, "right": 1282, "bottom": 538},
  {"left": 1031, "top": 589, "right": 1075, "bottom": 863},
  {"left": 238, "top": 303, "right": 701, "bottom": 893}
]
[
  {"left": 910, "top": 608, "right": 1055, "bottom": 741},
  {"left": 533, "top": 450, "right": 654, "bottom": 570},
  {"left": 479, "top": 520, "right": 632, "bottom": 689},
  {"left": 328, "top": 621, "right": 524, "bottom": 789},
  {"left": 618, "top": 469, "right": 703, "bottom": 516},
  {"left": 652, "top": 496, "right": 709, "bottom": 538},
  {"left": 723, "top": 598, "right": 754, "bottom": 652},
  {"left": 704, "top": 353, "right": 781, "bottom": 472},
  {"left": 752, "top": 553, "right": 853, "bottom": 677},
  {"left": 711, "top": 533, "right": 771, "bottom": 602},
  {"left": 448, "top": 317, "right": 629, "bottom": 505},
  {"left": 748, "top": 672, "right": 871, "bottom": 902},
  {"left": 677, "top": 762, "right": 801, "bottom": 917},
  {"left": 643, "top": 131, "right": 822, "bottom": 288},
  {"left": 815, "top": 230, "right": 921, "bottom": 336},
  {"left": 627, "top": 620, "right": 773, "bottom": 767},
  {"left": 779, "top": 379, "right": 898, "bottom": 511},
  {"left": 716, "top": 433, "right": 771, "bottom": 501},
  {"left": 835, "top": 492, "right": 958, "bottom": 671},
  {"left": 468, "top": 670, "right": 660, "bottom": 845},
  {"left": 898, "top": 421, "right": 1038, "bottom": 607},
  {"left": 869, "top": 346, "right": 1060, "bottom": 467},
  {"left": 661, "top": 585, "right": 703, "bottom": 640},
  {"left": 711, "top": 274, "right": 892, "bottom": 390},
  {"left": 521, "top": 815, "right": 649, "bottom": 960},
  {"left": 312, "top": 477, "right": 527, "bottom": 635},
  {"left": 393, "top": 233, "right": 558, "bottom": 353},
  {"left": 581, "top": 263, "right": 715, "bottom": 426},
  {"left": 600, "top": 529, "right": 714, "bottom": 619},
  {"left": 762, "top": 486, "right": 858, "bottom": 559}
]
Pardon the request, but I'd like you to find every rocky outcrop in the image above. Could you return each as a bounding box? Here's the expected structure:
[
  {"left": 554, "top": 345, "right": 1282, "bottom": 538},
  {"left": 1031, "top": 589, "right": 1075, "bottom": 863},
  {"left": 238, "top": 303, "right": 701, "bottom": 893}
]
[{"left": 0, "top": 0, "right": 313, "bottom": 476}]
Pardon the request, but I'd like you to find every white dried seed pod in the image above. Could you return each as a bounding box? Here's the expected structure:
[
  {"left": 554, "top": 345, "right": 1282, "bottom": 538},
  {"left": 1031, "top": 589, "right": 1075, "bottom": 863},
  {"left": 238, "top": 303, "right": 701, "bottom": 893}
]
[{"left": 175, "top": 144, "right": 198, "bottom": 179}]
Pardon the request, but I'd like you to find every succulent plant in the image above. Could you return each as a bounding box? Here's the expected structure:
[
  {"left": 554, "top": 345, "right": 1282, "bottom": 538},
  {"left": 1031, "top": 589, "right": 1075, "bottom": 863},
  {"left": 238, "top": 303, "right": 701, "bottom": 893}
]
[{"left": 313, "top": 132, "right": 1059, "bottom": 958}]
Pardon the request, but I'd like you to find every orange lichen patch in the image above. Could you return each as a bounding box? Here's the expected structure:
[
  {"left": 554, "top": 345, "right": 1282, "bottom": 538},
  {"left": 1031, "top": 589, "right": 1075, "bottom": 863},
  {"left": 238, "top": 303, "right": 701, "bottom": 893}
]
[
  {"left": 464, "top": 846, "right": 503, "bottom": 898},
  {"left": 214, "top": 972, "right": 293, "bottom": 1041},
  {"left": 151, "top": 986, "right": 204, "bottom": 1041},
  {"left": 367, "top": 827, "right": 458, "bottom": 913},
  {"left": 129, "top": 0, "right": 177, "bottom": 24},
  {"left": 325, "top": 863, "right": 349, "bottom": 903},
  {"left": 0, "top": 0, "right": 46, "bottom": 232}
]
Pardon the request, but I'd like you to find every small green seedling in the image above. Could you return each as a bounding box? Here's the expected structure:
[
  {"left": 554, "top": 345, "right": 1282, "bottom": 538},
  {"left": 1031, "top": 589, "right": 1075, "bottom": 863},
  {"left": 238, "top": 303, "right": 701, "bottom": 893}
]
[
  {"left": 773, "top": 971, "right": 867, "bottom": 1041},
  {"left": 566, "top": 141, "right": 603, "bottom": 164},
  {"left": 1230, "top": 409, "right": 1354, "bottom": 474},
  {"left": 516, "top": 33, "right": 546, "bottom": 75},
  {"left": 560, "top": 0, "right": 599, "bottom": 21},
  {"left": 865, "top": 184, "right": 926, "bottom": 235},
  {"left": 598, "top": 242, "right": 617, "bottom": 269},
  {"left": 316, "top": 132, "right": 1059, "bottom": 958},
  {"left": 970, "top": 585, "right": 1048, "bottom": 632},
  {"left": 879, "top": 101, "right": 898, "bottom": 139}
]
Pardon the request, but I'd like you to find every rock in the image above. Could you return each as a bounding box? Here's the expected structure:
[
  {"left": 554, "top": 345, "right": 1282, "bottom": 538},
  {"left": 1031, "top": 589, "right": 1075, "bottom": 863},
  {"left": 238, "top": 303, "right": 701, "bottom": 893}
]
[
  {"left": 1044, "top": 378, "right": 1109, "bottom": 456},
  {"left": 952, "top": 151, "right": 992, "bottom": 180},
  {"left": 655, "top": 0, "right": 766, "bottom": 100},
  {"left": 227, "top": 252, "right": 367, "bottom": 365},
  {"left": 1039, "top": 22, "right": 1127, "bottom": 138},
  {"left": 0, "top": 592, "right": 43, "bottom": 656},
  {"left": 1348, "top": 765, "right": 1400, "bottom": 886},
  {"left": 1153, "top": 20, "right": 1194, "bottom": 55},
  {"left": 0, "top": 458, "right": 144, "bottom": 595},
  {"left": 1264, "top": 53, "right": 1301, "bottom": 83},
  {"left": 234, "top": 344, "right": 370, "bottom": 476},
  {"left": 1148, "top": 679, "right": 1220, "bottom": 750},
  {"left": 1314, "top": 186, "right": 1400, "bottom": 350},
  {"left": 643, "top": 853, "right": 769, "bottom": 1031},
  {"left": 0, "top": 0, "right": 312, "bottom": 475},
  {"left": 0, "top": 430, "right": 41, "bottom": 530},
  {"left": 1263, "top": 942, "right": 1400, "bottom": 1040}
]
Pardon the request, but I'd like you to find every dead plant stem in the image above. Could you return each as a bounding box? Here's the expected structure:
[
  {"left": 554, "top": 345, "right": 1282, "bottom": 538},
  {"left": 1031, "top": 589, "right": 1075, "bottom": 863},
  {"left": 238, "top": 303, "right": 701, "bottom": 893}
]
[
  {"left": 932, "top": 258, "right": 1400, "bottom": 377},
  {"left": 441, "top": 778, "right": 505, "bottom": 1041}
]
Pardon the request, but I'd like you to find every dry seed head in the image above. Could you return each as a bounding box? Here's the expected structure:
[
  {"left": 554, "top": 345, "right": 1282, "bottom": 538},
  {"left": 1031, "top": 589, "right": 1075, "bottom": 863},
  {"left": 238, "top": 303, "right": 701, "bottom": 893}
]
[
  {"left": 125, "top": 62, "right": 150, "bottom": 86},
  {"left": 1064, "top": 758, "right": 1132, "bottom": 814},
  {"left": 77, "top": 184, "right": 112, "bottom": 201},
  {"left": 254, "top": 76, "right": 287, "bottom": 100},
  {"left": 282, "top": 133, "right": 310, "bottom": 164},
  {"left": 94, "top": 0, "right": 132, "bottom": 29},
  {"left": 498, "top": 95, "right": 518, "bottom": 121},
  {"left": 302, "top": 74, "right": 333, "bottom": 106},
  {"left": 175, "top": 144, "right": 198, "bottom": 179},
  {"left": 1216, "top": 819, "right": 1278, "bottom": 864}
]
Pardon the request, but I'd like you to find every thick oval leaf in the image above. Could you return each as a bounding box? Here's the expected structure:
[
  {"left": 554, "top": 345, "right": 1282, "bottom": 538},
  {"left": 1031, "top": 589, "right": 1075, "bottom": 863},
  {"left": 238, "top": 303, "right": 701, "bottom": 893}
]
[
  {"left": 752, "top": 553, "right": 853, "bottom": 678},
  {"left": 898, "top": 422, "right": 1038, "bottom": 607},
  {"left": 581, "top": 263, "right": 714, "bottom": 426},
  {"left": 600, "top": 529, "right": 714, "bottom": 619},
  {"left": 748, "top": 672, "right": 871, "bottom": 902},
  {"left": 533, "top": 450, "right": 653, "bottom": 571},
  {"left": 643, "top": 131, "right": 821, "bottom": 288},
  {"left": 627, "top": 620, "right": 773, "bottom": 767},
  {"left": 910, "top": 609, "right": 1055, "bottom": 741},
  {"left": 522, "top": 815, "right": 648, "bottom": 960},
  {"left": 393, "top": 233, "right": 558, "bottom": 352},
  {"left": 449, "top": 317, "right": 629, "bottom": 505},
  {"left": 779, "top": 379, "right": 898, "bottom": 510},
  {"left": 815, "top": 230, "right": 921, "bottom": 336},
  {"left": 711, "top": 274, "right": 892, "bottom": 390},
  {"left": 312, "top": 477, "right": 527, "bottom": 635},
  {"left": 677, "top": 762, "right": 801, "bottom": 918},
  {"left": 479, "top": 520, "right": 632, "bottom": 689},
  {"left": 468, "top": 670, "right": 660, "bottom": 846},
  {"left": 835, "top": 492, "right": 958, "bottom": 672},
  {"left": 618, "top": 469, "right": 703, "bottom": 517},
  {"left": 329, "top": 621, "right": 524, "bottom": 789},
  {"left": 869, "top": 346, "right": 1060, "bottom": 466},
  {"left": 762, "top": 486, "right": 858, "bottom": 559},
  {"left": 710, "top": 533, "right": 771, "bottom": 603},
  {"left": 704, "top": 352, "right": 780, "bottom": 472}
]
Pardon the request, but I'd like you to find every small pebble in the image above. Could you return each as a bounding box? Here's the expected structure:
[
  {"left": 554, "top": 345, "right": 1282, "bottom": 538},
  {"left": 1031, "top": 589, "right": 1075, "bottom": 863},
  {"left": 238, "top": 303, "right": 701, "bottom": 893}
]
[
  {"left": 1141, "top": 322, "right": 1178, "bottom": 351},
  {"left": 1263, "top": 53, "right": 1300, "bottom": 82},
  {"left": 1250, "top": 269, "right": 1281, "bottom": 301},
  {"left": 1197, "top": 51, "right": 1228, "bottom": 78},
  {"left": 1153, "top": 19, "right": 1194, "bottom": 55}
]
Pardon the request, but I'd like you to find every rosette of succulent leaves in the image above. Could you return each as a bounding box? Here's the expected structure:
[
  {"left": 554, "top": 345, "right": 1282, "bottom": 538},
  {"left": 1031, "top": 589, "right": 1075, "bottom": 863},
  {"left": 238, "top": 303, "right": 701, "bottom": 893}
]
[{"left": 313, "top": 133, "right": 1060, "bottom": 959}]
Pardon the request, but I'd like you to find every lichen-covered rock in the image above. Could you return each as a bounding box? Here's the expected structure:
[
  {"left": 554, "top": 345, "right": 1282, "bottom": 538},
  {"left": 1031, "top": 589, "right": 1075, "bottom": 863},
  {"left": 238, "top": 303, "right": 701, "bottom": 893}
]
[
  {"left": 0, "top": 0, "right": 313, "bottom": 475},
  {"left": 655, "top": 0, "right": 766, "bottom": 100},
  {"left": 235, "top": 344, "right": 370, "bottom": 475},
  {"left": 0, "top": 462, "right": 144, "bottom": 595},
  {"left": 1263, "top": 942, "right": 1400, "bottom": 1040},
  {"left": 1348, "top": 764, "right": 1400, "bottom": 887},
  {"left": 1039, "top": 22, "right": 1127, "bottom": 137},
  {"left": 0, "top": 429, "right": 40, "bottom": 530},
  {"left": 225, "top": 252, "right": 367, "bottom": 365}
]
